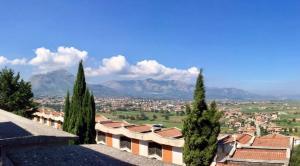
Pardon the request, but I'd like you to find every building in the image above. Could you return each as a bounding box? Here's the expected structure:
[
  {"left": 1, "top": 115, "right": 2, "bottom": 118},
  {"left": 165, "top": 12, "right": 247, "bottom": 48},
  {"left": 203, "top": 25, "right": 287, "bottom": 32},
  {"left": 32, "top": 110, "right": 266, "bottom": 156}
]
[
  {"left": 95, "top": 116, "right": 184, "bottom": 165},
  {"left": 32, "top": 107, "right": 64, "bottom": 129},
  {"left": 32, "top": 109, "right": 184, "bottom": 165},
  {"left": 215, "top": 134, "right": 293, "bottom": 166}
]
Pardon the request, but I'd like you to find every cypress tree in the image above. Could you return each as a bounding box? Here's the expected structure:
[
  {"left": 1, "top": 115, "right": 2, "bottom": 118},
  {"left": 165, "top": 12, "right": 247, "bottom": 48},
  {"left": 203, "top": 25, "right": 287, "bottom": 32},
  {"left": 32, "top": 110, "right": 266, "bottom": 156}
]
[
  {"left": 62, "top": 60, "right": 96, "bottom": 144},
  {"left": 89, "top": 94, "right": 96, "bottom": 143},
  {"left": 183, "top": 70, "right": 221, "bottom": 166},
  {"left": 62, "top": 91, "right": 70, "bottom": 131}
]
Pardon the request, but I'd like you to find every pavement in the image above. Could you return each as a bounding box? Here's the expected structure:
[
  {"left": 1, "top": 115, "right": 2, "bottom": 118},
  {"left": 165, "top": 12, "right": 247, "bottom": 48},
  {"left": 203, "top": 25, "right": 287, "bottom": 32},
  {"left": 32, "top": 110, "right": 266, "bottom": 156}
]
[{"left": 8, "top": 144, "right": 176, "bottom": 166}]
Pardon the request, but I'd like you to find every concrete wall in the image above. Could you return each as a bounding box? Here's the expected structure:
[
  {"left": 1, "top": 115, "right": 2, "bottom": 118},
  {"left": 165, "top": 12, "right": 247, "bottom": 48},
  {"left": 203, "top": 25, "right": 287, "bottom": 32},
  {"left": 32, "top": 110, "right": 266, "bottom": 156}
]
[
  {"left": 172, "top": 147, "right": 183, "bottom": 165},
  {"left": 139, "top": 140, "right": 148, "bottom": 157},
  {"left": 112, "top": 135, "right": 120, "bottom": 149}
]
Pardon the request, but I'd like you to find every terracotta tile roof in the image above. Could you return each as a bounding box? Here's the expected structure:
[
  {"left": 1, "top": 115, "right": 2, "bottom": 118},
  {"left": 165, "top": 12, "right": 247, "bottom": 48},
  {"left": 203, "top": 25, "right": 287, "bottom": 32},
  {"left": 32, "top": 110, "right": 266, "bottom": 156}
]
[
  {"left": 236, "top": 134, "right": 252, "bottom": 144},
  {"left": 155, "top": 128, "right": 182, "bottom": 138},
  {"left": 217, "top": 163, "right": 240, "bottom": 166},
  {"left": 262, "top": 134, "right": 287, "bottom": 139},
  {"left": 101, "top": 121, "right": 129, "bottom": 128},
  {"left": 126, "top": 125, "right": 152, "bottom": 133},
  {"left": 51, "top": 111, "right": 62, "bottom": 117},
  {"left": 232, "top": 148, "right": 287, "bottom": 161},
  {"left": 252, "top": 134, "right": 290, "bottom": 148}
]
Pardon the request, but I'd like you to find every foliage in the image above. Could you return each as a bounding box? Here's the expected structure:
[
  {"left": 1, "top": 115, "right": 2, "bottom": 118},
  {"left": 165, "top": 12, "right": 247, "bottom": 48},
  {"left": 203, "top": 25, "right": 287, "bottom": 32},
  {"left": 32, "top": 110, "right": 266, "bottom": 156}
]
[
  {"left": 182, "top": 70, "right": 221, "bottom": 166},
  {"left": 63, "top": 61, "right": 96, "bottom": 144},
  {"left": 62, "top": 91, "right": 70, "bottom": 131},
  {"left": 290, "top": 145, "right": 300, "bottom": 166},
  {"left": 260, "top": 126, "right": 268, "bottom": 136},
  {"left": 0, "top": 68, "right": 35, "bottom": 117}
]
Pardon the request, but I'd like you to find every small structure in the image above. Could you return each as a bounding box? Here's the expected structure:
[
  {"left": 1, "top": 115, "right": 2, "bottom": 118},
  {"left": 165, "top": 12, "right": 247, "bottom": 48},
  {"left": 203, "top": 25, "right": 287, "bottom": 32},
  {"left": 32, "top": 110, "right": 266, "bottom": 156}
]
[
  {"left": 215, "top": 133, "right": 293, "bottom": 166},
  {"left": 32, "top": 107, "right": 64, "bottom": 129}
]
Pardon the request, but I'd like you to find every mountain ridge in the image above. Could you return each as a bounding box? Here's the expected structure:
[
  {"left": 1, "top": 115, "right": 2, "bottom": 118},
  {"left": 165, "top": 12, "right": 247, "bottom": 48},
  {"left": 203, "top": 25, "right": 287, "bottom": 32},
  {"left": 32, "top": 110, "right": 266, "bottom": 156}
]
[{"left": 30, "top": 70, "right": 269, "bottom": 100}]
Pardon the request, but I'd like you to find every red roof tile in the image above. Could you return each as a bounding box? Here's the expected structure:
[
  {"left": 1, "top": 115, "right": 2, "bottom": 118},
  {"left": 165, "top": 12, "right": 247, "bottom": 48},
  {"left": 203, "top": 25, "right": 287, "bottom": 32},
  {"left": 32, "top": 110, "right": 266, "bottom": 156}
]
[
  {"left": 102, "top": 121, "right": 129, "bottom": 128},
  {"left": 155, "top": 128, "right": 182, "bottom": 138},
  {"left": 252, "top": 135, "right": 290, "bottom": 148},
  {"left": 217, "top": 163, "right": 240, "bottom": 166},
  {"left": 236, "top": 134, "right": 252, "bottom": 144},
  {"left": 126, "top": 125, "right": 151, "bottom": 133},
  {"left": 232, "top": 148, "right": 287, "bottom": 161}
]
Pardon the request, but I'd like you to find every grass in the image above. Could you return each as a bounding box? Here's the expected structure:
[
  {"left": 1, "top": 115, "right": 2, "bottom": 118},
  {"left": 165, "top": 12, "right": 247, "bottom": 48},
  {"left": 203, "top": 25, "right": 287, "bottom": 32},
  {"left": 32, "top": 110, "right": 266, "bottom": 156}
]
[{"left": 98, "top": 110, "right": 185, "bottom": 129}]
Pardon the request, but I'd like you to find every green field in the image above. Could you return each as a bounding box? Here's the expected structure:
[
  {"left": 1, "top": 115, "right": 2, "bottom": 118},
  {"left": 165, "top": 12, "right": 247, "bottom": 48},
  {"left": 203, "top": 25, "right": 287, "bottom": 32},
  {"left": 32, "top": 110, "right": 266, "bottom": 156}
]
[{"left": 98, "top": 110, "right": 185, "bottom": 129}]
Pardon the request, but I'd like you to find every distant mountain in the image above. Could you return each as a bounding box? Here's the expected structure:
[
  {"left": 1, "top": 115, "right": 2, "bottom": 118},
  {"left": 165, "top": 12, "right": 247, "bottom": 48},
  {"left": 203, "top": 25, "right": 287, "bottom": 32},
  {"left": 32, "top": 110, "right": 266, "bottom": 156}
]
[
  {"left": 102, "top": 78, "right": 194, "bottom": 99},
  {"left": 30, "top": 70, "right": 119, "bottom": 97},
  {"left": 30, "top": 69, "right": 75, "bottom": 97},
  {"left": 102, "top": 79, "right": 263, "bottom": 100},
  {"left": 30, "top": 70, "right": 266, "bottom": 100}
]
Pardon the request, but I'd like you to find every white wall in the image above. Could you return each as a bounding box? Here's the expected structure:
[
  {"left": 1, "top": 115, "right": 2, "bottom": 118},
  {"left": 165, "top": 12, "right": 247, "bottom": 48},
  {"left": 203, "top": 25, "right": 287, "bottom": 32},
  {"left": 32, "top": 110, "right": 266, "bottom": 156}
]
[
  {"left": 172, "top": 146, "right": 183, "bottom": 165},
  {"left": 112, "top": 135, "right": 120, "bottom": 149},
  {"left": 139, "top": 140, "right": 148, "bottom": 157}
]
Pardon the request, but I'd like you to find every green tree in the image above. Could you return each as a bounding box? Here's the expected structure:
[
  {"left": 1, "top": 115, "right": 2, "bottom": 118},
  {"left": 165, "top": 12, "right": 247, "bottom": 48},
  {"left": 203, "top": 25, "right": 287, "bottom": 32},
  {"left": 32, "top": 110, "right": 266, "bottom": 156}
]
[
  {"left": 182, "top": 70, "right": 221, "bottom": 166},
  {"left": 0, "top": 68, "right": 35, "bottom": 117},
  {"left": 290, "top": 145, "right": 300, "bottom": 166},
  {"left": 152, "top": 114, "right": 158, "bottom": 120},
  {"left": 62, "top": 91, "right": 70, "bottom": 131},
  {"left": 63, "top": 61, "right": 96, "bottom": 144}
]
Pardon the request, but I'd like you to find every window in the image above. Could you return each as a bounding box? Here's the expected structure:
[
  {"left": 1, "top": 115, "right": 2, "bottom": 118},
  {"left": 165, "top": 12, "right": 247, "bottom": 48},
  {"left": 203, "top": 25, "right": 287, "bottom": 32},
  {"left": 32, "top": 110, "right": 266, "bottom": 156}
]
[
  {"left": 36, "top": 117, "right": 40, "bottom": 122},
  {"left": 120, "top": 136, "right": 131, "bottom": 150},
  {"left": 148, "top": 142, "right": 162, "bottom": 157},
  {"left": 97, "top": 131, "right": 106, "bottom": 143},
  {"left": 43, "top": 118, "right": 47, "bottom": 124},
  {"left": 51, "top": 120, "right": 55, "bottom": 127}
]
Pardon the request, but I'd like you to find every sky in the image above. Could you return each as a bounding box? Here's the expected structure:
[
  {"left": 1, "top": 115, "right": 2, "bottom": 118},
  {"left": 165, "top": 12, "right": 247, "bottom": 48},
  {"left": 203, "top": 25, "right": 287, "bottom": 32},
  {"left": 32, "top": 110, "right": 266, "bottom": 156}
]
[{"left": 0, "top": 0, "right": 300, "bottom": 95}]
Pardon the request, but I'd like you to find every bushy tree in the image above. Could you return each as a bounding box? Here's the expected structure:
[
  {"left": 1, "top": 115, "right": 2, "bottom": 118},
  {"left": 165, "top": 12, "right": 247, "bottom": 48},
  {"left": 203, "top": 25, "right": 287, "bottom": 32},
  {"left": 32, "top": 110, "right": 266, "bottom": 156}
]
[
  {"left": 290, "top": 145, "right": 300, "bottom": 166},
  {"left": 0, "top": 68, "right": 35, "bottom": 117},
  {"left": 63, "top": 61, "right": 96, "bottom": 144},
  {"left": 183, "top": 70, "right": 221, "bottom": 166},
  {"left": 62, "top": 91, "right": 70, "bottom": 131}
]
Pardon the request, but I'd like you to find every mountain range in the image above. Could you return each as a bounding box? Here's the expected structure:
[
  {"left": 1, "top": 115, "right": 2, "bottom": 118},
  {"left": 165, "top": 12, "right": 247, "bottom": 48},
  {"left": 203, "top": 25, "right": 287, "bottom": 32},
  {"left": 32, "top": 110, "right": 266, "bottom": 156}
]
[{"left": 29, "top": 70, "right": 268, "bottom": 100}]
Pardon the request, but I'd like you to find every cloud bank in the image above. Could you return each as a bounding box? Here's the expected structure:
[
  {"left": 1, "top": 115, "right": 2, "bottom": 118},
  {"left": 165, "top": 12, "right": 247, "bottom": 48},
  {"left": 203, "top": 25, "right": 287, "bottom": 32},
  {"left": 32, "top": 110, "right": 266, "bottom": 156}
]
[
  {"left": 0, "top": 46, "right": 88, "bottom": 72},
  {"left": 29, "top": 46, "right": 88, "bottom": 72},
  {"left": 85, "top": 55, "right": 199, "bottom": 82},
  {"left": 1, "top": 46, "right": 199, "bottom": 82}
]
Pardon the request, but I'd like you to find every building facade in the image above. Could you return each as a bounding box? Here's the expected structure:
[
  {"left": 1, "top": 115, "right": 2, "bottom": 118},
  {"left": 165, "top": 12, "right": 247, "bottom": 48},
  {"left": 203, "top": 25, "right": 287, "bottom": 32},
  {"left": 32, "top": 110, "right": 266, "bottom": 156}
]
[{"left": 95, "top": 116, "right": 184, "bottom": 165}]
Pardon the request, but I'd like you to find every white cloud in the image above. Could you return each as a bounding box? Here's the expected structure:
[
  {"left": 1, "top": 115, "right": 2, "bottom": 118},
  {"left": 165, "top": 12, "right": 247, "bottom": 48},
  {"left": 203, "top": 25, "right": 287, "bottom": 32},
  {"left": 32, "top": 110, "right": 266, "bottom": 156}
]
[
  {"left": 0, "top": 56, "right": 8, "bottom": 64},
  {"left": 10, "top": 58, "right": 27, "bottom": 65},
  {"left": 29, "top": 46, "right": 88, "bottom": 72},
  {"left": 0, "top": 56, "right": 27, "bottom": 65},
  {"left": 85, "top": 55, "right": 127, "bottom": 76},
  {"left": 85, "top": 55, "right": 199, "bottom": 82}
]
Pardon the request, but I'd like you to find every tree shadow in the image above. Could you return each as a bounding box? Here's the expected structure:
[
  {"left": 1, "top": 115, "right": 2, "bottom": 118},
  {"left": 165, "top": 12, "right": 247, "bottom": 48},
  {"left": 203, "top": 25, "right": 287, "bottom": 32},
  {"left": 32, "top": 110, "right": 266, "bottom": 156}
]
[
  {"left": 0, "top": 122, "right": 32, "bottom": 139},
  {"left": 8, "top": 145, "right": 136, "bottom": 166}
]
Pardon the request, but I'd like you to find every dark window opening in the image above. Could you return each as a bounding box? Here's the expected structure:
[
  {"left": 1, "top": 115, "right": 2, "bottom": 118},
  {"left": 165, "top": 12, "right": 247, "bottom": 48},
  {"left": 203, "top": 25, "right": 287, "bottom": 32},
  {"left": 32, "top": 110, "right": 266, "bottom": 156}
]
[
  {"left": 148, "top": 142, "right": 162, "bottom": 157},
  {"left": 97, "top": 131, "right": 106, "bottom": 143},
  {"left": 120, "top": 136, "right": 131, "bottom": 149}
]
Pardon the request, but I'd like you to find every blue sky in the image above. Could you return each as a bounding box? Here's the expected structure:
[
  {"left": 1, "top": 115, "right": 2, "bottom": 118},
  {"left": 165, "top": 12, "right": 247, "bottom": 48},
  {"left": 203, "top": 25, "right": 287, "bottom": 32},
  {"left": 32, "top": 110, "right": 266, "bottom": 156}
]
[{"left": 0, "top": 0, "right": 300, "bottom": 95}]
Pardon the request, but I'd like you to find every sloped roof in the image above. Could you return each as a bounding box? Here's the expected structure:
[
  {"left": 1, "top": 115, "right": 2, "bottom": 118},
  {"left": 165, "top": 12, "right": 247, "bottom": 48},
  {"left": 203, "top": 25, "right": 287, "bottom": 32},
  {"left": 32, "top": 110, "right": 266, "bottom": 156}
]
[
  {"left": 155, "top": 128, "right": 182, "bottom": 138},
  {"left": 126, "top": 125, "right": 152, "bottom": 133},
  {"left": 252, "top": 134, "right": 290, "bottom": 148},
  {"left": 232, "top": 148, "right": 287, "bottom": 161}
]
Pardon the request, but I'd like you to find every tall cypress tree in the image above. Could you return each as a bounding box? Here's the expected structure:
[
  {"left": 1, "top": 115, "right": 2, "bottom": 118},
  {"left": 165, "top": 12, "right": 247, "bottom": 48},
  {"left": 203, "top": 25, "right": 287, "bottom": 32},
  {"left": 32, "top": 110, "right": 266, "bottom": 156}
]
[
  {"left": 63, "top": 60, "right": 96, "bottom": 144},
  {"left": 62, "top": 91, "right": 70, "bottom": 131},
  {"left": 183, "top": 70, "right": 221, "bottom": 166}
]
